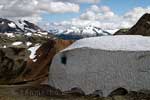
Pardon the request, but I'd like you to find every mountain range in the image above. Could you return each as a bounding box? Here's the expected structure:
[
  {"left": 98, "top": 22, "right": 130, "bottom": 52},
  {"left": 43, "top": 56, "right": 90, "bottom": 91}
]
[{"left": 0, "top": 18, "right": 116, "bottom": 40}]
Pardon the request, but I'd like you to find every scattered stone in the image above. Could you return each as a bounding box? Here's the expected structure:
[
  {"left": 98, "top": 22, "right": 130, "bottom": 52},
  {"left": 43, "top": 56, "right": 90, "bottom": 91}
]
[
  {"left": 88, "top": 90, "right": 103, "bottom": 97},
  {"left": 108, "top": 87, "right": 128, "bottom": 97},
  {"left": 63, "top": 87, "right": 85, "bottom": 96}
]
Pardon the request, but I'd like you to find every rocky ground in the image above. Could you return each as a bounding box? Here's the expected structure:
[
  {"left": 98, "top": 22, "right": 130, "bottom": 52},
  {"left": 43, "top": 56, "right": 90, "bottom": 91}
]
[{"left": 0, "top": 85, "right": 149, "bottom": 100}]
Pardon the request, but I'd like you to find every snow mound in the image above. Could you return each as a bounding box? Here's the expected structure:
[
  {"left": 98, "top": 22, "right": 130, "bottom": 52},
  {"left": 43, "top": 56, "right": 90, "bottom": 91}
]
[{"left": 63, "top": 35, "right": 150, "bottom": 51}]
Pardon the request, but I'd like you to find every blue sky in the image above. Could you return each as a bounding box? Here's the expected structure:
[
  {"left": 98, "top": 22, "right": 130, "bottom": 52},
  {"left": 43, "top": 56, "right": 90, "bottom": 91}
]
[
  {"left": 42, "top": 0, "right": 150, "bottom": 22},
  {"left": 100, "top": 0, "right": 150, "bottom": 14}
]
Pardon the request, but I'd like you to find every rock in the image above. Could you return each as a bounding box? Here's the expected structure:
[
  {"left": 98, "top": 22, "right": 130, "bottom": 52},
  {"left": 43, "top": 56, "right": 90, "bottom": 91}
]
[
  {"left": 89, "top": 90, "right": 103, "bottom": 97},
  {"left": 0, "top": 46, "right": 29, "bottom": 84},
  {"left": 63, "top": 87, "right": 85, "bottom": 96},
  {"left": 108, "top": 87, "right": 128, "bottom": 97},
  {"left": 23, "top": 20, "right": 43, "bottom": 33},
  {"left": 126, "top": 13, "right": 150, "bottom": 36},
  {"left": 49, "top": 36, "right": 150, "bottom": 96},
  {"left": 0, "top": 18, "right": 23, "bottom": 33},
  {"left": 138, "top": 89, "right": 150, "bottom": 95},
  {"left": 114, "top": 13, "right": 150, "bottom": 36},
  {"left": 21, "top": 39, "right": 74, "bottom": 85},
  {"left": 114, "top": 28, "right": 129, "bottom": 35}
]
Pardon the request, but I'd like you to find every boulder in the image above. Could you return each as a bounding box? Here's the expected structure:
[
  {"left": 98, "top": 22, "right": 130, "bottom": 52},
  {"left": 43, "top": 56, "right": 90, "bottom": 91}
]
[
  {"left": 63, "top": 87, "right": 85, "bottom": 96},
  {"left": 49, "top": 35, "right": 150, "bottom": 96},
  {"left": 108, "top": 87, "right": 128, "bottom": 97}
]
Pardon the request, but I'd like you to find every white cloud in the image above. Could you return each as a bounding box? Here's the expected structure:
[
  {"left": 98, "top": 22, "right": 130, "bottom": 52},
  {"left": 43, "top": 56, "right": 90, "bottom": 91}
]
[
  {"left": 0, "top": 0, "right": 80, "bottom": 16},
  {"left": 0, "top": 0, "right": 80, "bottom": 23},
  {"left": 0, "top": 0, "right": 37, "bottom": 17},
  {"left": 38, "top": 2, "right": 79, "bottom": 13},
  {"left": 60, "top": 5, "right": 150, "bottom": 30},
  {"left": 77, "top": 0, "right": 100, "bottom": 3},
  {"left": 52, "top": 0, "right": 100, "bottom": 3},
  {"left": 80, "top": 5, "right": 116, "bottom": 21},
  {"left": 123, "top": 7, "right": 150, "bottom": 25},
  {"left": 6, "top": 14, "right": 42, "bottom": 24}
]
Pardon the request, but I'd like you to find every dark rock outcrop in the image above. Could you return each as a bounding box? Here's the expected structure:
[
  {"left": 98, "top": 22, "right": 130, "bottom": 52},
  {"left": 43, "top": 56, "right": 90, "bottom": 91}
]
[
  {"left": 21, "top": 39, "right": 74, "bottom": 85},
  {"left": 0, "top": 18, "right": 47, "bottom": 33},
  {"left": 22, "top": 20, "right": 43, "bottom": 33},
  {"left": 126, "top": 13, "right": 150, "bottom": 36},
  {"left": 114, "top": 13, "right": 150, "bottom": 36},
  {"left": 108, "top": 87, "right": 128, "bottom": 97},
  {"left": 0, "top": 18, "right": 23, "bottom": 33},
  {"left": 0, "top": 39, "right": 73, "bottom": 85},
  {"left": 0, "top": 46, "right": 29, "bottom": 84},
  {"left": 114, "top": 28, "right": 129, "bottom": 35}
]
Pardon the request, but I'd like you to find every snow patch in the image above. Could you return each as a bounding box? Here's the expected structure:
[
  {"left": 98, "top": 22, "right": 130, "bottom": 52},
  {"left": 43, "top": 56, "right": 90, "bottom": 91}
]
[
  {"left": 28, "top": 44, "right": 41, "bottom": 59},
  {"left": 4, "top": 33, "right": 15, "bottom": 37},
  {"left": 8, "top": 22, "right": 16, "bottom": 28},
  {"left": 34, "top": 33, "right": 42, "bottom": 37},
  {"left": 26, "top": 42, "right": 32, "bottom": 46},
  {"left": 33, "top": 59, "right": 37, "bottom": 62},
  {"left": 106, "top": 29, "right": 119, "bottom": 34},
  {"left": 12, "top": 41, "right": 22, "bottom": 46},
  {"left": 3, "top": 45, "right": 6, "bottom": 48},
  {"left": 25, "top": 32, "right": 32, "bottom": 36},
  {"left": 38, "top": 32, "right": 48, "bottom": 35}
]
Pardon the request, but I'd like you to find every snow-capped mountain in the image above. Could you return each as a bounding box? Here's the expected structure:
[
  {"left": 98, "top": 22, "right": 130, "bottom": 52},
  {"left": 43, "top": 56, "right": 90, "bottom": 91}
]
[
  {"left": 18, "top": 20, "right": 43, "bottom": 33},
  {"left": 0, "top": 18, "right": 45, "bottom": 34},
  {"left": 52, "top": 25, "right": 112, "bottom": 36},
  {"left": 0, "top": 18, "right": 23, "bottom": 33},
  {"left": 48, "top": 25, "right": 114, "bottom": 40},
  {"left": 0, "top": 18, "right": 117, "bottom": 41},
  {"left": 0, "top": 18, "right": 54, "bottom": 49}
]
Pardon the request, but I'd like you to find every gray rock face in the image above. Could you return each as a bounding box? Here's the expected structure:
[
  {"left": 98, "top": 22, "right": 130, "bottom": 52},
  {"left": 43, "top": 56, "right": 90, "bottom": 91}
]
[
  {"left": 0, "top": 46, "right": 29, "bottom": 84},
  {"left": 49, "top": 48, "right": 150, "bottom": 96}
]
